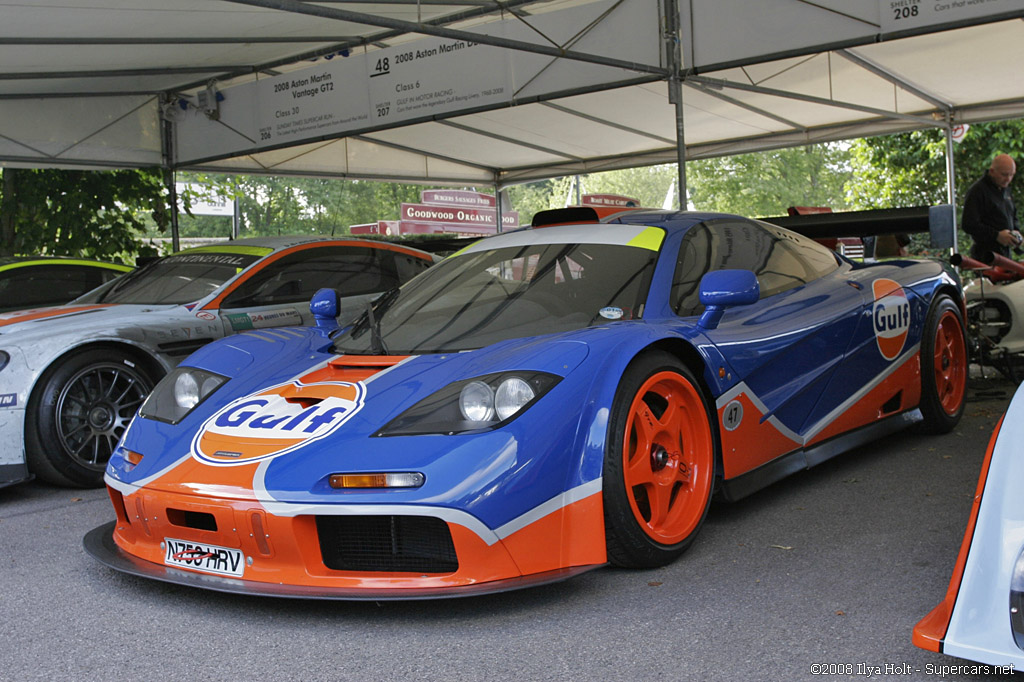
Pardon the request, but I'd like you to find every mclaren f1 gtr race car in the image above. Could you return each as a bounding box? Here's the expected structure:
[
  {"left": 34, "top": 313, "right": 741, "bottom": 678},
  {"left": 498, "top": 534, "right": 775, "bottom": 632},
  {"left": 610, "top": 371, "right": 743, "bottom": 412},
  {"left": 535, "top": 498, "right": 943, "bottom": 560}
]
[
  {"left": 913, "top": 380, "right": 1024, "bottom": 669},
  {"left": 85, "top": 207, "right": 967, "bottom": 599},
  {"left": 0, "top": 236, "right": 434, "bottom": 488}
]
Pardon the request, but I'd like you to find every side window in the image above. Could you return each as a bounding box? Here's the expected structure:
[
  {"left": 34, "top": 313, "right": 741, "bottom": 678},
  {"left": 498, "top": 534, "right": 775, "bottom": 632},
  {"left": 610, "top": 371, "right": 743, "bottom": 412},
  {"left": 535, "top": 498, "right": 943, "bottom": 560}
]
[
  {"left": 755, "top": 221, "right": 839, "bottom": 296},
  {"left": 671, "top": 220, "right": 770, "bottom": 316},
  {"left": 0, "top": 265, "right": 110, "bottom": 308},
  {"left": 221, "top": 246, "right": 400, "bottom": 309},
  {"left": 393, "top": 252, "right": 433, "bottom": 283},
  {"left": 671, "top": 219, "right": 838, "bottom": 316}
]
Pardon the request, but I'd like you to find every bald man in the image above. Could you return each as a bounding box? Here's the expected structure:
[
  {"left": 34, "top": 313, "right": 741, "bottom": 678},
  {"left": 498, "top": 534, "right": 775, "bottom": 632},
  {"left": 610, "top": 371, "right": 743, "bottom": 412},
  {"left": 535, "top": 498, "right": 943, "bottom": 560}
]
[{"left": 963, "top": 153, "right": 1019, "bottom": 261}]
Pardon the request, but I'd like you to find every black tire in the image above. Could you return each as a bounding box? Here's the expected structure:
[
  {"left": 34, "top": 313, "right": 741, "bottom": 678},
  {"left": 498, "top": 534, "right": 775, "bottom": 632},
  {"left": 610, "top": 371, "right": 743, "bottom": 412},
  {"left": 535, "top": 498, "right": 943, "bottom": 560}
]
[
  {"left": 603, "top": 351, "right": 717, "bottom": 568},
  {"left": 26, "top": 349, "right": 157, "bottom": 487},
  {"left": 918, "top": 295, "right": 968, "bottom": 434}
]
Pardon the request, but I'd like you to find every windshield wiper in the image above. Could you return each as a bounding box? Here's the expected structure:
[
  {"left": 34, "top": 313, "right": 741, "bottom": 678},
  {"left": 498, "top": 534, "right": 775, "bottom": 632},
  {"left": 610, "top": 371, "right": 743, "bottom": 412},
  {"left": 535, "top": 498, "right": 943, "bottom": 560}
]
[
  {"left": 335, "top": 286, "right": 401, "bottom": 355},
  {"left": 365, "top": 299, "right": 387, "bottom": 354}
]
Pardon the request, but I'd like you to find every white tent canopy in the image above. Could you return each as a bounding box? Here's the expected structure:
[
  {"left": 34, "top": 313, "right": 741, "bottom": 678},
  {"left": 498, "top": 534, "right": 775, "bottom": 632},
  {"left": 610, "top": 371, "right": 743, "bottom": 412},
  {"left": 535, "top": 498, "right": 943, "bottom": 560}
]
[{"left": 1, "top": 0, "right": 1023, "bottom": 188}]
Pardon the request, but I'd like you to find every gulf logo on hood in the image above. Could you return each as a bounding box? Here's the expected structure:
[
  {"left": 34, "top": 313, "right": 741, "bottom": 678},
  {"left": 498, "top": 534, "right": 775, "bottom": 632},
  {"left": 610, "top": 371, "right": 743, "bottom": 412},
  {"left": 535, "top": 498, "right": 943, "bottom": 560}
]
[
  {"left": 191, "top": 379, "right": 365, "bottom": 466},
  {"left": 872, "top": 279, "right": 911, "bottom": 361}
]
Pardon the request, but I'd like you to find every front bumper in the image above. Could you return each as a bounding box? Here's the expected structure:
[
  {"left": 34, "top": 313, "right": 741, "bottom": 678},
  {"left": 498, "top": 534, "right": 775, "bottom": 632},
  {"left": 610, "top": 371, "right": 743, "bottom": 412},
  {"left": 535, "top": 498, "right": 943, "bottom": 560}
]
[
  {"left": 86, "top": 481, "right": 606, "bottom": 600},
  {"left": 84, "top": 521, "right": 597, "bottom": 600}
]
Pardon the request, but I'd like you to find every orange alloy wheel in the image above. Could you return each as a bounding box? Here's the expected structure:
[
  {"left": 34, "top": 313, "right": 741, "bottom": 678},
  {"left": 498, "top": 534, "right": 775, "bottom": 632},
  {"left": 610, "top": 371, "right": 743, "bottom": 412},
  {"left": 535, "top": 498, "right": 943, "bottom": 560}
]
[
  {"left": 932, "top": 310, "right": 966, "bottom": 416},
  {"left": 622, "top": 371, "right": 714, "bottom": 545}
]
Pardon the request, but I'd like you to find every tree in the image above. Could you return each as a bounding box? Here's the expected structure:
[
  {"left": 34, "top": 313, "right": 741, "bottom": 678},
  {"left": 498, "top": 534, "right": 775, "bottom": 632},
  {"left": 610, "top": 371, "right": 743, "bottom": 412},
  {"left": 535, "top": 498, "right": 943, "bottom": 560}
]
[
  {"left": 686, "top": 144, "right": 853, "bottom": 217},
  {"left": 846, "top": 120, "right": 1024, "bottom": 255},
  {"left": 0, "top": 167, "right": 168, "bottom": 260}
]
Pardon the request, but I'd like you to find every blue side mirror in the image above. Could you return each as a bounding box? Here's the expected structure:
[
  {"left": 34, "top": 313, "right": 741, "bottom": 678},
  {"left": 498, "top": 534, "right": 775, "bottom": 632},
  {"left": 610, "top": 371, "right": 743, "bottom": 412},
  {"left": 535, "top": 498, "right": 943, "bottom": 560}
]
[
  {"left": 697, "top": 270, "right": 759, "bottom": 330},
  {"left": 310, "top": 288, "right": 340, "bottom": 331}
]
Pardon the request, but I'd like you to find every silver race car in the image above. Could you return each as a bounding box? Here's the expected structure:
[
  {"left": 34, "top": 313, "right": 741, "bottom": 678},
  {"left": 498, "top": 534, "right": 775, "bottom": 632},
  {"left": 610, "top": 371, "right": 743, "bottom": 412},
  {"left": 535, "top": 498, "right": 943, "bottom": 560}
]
[{"left": 0, "top": 236, "right": 434, "bottom": 488}]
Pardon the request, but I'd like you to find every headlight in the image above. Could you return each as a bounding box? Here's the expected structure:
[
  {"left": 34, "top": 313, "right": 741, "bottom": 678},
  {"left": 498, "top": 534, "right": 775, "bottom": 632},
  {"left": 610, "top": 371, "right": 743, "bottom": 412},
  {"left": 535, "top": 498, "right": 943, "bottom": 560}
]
[
  {"left": 377, "top": 371, "right": 559, "bottom": 436},
  {"left": 140, "top": 367, "right": 228, "bottom": 424},
  {"left": 0, "top": 351, "right": 9, "bottom": 372}
]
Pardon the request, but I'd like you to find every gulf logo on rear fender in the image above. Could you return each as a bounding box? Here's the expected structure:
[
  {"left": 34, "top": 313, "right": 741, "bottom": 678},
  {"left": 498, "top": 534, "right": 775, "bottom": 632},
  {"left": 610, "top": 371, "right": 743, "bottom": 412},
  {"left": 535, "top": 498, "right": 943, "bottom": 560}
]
[
  {"left": 872, "top": 279, "right": 910, "bottom": 361},
  {"left": 190, "top": 380, "right": 365, "bottom": 466}
]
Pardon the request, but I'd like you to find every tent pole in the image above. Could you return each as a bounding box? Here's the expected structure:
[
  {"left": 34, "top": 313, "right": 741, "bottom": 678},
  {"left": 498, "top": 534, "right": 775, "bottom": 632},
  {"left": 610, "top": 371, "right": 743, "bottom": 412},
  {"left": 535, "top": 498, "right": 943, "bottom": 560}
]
[
  {"left": 494, "top": 180, "right": 503, "bottom": 234},
  {"left": 160, "top": 101, "right": 180, "bottom": 253},
  {"left": 944, "top": 117, "right": 958, "bottom": 254},
  {"left": 665, "top": 0, "right": 686, "bottom": 209}
]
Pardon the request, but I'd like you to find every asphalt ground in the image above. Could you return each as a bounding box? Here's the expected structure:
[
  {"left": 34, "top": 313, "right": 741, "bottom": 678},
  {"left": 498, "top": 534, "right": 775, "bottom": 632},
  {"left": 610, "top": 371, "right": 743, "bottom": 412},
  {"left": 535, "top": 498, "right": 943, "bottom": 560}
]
[{"left": 1, "top": 372, "right": 1021, "bottom": 682}]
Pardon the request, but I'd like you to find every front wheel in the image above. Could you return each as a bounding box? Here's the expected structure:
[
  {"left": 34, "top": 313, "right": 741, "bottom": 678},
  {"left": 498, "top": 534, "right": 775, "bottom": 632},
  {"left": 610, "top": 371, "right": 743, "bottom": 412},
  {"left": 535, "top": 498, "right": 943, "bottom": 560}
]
[
  {"left": 918, "top": 295, "right": 967, "bottom": 433},
  {"left": 603, "top": 351, "right": 717, "bottom": 568},
  {"left": 27, "top": 349, "right": 157, "bottom": 487}
]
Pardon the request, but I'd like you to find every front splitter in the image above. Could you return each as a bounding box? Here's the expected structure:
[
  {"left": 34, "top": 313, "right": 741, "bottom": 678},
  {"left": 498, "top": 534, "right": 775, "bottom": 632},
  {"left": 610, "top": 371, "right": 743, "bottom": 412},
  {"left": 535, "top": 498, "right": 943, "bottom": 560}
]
[{"left": 84, "top": 521, "right": 602, "bottom": 601}]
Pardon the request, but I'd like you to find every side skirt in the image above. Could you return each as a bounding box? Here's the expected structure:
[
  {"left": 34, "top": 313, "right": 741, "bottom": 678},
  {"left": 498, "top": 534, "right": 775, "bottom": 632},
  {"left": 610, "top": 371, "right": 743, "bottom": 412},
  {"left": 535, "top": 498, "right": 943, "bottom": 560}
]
[
  {"left": 717, "top": 408, "right": 923, "bottom": 502},
  {"left": 0, "top": 462, "right": 33, "bottom": 488}
]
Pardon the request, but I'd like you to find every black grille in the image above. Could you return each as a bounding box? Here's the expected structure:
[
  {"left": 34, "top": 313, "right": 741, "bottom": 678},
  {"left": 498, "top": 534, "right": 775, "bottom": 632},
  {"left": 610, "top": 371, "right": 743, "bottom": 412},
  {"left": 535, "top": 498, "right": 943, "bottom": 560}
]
[
  {"left": 157, "top": 339, "right": 214, "bottom": 357},
  {"left": 166, "top": 508, "right": 217, "bottom": 531},
  {"left": 315, "top": 515, "right": 458, "bottom": 573}
]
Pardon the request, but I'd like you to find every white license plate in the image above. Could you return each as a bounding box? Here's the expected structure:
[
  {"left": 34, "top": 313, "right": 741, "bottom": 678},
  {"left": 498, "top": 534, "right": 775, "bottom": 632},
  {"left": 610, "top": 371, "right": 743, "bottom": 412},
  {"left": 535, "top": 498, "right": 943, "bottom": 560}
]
[{"left": 164, "top": 538, "right": 245, "bottom": 577}]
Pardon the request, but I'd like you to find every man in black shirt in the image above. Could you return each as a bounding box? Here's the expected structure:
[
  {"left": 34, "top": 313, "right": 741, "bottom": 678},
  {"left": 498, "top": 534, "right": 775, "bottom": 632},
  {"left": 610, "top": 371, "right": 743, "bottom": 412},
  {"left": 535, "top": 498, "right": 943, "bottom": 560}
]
[{"left": 963, "top": 153, "right": 1019, "bottom": 261}]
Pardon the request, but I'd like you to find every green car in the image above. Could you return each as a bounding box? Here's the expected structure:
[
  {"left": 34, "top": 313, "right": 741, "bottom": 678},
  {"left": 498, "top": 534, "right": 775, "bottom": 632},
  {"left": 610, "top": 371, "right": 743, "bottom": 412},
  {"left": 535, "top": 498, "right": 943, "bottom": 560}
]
[{"left": 0, "top": 257, "right": 131, "bottom": 313}]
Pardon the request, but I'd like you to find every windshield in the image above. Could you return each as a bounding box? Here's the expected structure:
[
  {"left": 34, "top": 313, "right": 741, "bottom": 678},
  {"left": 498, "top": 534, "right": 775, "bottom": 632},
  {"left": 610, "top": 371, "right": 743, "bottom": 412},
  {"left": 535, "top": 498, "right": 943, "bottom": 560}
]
[
  {"left": 332, "top": 241, "right": 657, "bottom": 355},
  {"left": 82, "top": 252, "right": 263, "bottom": 305}
]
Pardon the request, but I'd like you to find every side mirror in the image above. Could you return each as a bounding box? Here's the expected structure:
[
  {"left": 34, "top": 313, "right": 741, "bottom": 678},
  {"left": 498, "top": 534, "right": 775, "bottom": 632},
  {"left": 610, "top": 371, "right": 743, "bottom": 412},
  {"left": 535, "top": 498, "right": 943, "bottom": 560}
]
[
  {"left": 697, "top": 270, "right": 759, "bottom": 330},
  {"left": 310, "top": 288, "right": 340, "bottom": 331}
]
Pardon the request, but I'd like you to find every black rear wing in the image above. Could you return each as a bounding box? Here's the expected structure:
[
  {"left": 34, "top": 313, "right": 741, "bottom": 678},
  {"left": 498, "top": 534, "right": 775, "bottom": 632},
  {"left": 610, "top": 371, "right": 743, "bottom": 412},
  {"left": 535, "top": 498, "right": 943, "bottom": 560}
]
[{"left": 759, "top": 205, "right": 955, "bottom": 249}]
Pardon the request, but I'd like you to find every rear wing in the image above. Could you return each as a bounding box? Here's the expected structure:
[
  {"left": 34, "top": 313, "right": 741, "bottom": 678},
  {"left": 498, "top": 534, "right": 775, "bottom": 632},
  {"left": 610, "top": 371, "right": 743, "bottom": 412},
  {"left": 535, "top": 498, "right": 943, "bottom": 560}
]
[{"left": 760, "top": 205, "right": 955, "bottom": 250}]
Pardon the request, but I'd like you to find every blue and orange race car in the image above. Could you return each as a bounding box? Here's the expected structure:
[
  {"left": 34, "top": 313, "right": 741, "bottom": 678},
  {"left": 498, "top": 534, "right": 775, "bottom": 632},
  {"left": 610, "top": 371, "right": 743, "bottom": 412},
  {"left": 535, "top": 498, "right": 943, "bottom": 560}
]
[{"left": 85, "top": 207, "right": 967, "bottom": 598}]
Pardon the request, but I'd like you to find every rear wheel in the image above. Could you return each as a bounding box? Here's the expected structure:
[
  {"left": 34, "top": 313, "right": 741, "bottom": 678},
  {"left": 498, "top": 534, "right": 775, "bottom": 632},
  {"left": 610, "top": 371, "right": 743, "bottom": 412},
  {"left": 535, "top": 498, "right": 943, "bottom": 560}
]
[
  {"left": 27, "top": 349, "right": 156, "bottom": 487},
  {"left": 918, "top": 295, "right": 967, "bottom": 433},
  {"left": 603, "top": 351, "right": 717, "bottom": 568}
]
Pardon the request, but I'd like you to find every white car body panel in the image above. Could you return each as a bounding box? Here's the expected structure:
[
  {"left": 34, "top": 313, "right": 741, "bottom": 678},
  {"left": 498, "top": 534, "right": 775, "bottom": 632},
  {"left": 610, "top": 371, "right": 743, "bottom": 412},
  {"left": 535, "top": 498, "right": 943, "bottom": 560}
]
[
  {"left": 920, "top": 385, "right": 1024, "bottom": 668},
  {"left": 0, "top": 236, "right": 436, "bottom": 486},
  {"left": 963, "top": 278, "right": 1024, "bottom": 355}
]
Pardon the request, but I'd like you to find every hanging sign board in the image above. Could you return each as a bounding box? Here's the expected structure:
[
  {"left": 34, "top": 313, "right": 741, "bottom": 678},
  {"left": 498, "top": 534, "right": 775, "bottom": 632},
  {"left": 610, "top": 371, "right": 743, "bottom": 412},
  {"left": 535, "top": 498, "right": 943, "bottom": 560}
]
[
  {"left": 175, "top": 183, "right": 234, "bottom": 217},
  {"left": 879, "top": 0, "right": 1024, "bottom": 33}
]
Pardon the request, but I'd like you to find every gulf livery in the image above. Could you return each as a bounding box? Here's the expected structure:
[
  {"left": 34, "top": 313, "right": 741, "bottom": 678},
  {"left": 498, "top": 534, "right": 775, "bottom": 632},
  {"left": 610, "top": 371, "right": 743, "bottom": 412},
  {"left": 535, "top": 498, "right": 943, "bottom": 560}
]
[
  {"left": 873, "top": 278, "right": 911, "bottom": 361},
  {"left": 86, "top": 208, "right": 966, "bottom": 599},
  {"left": 192, "top": 378, "right": 365, "bottom": 466}
]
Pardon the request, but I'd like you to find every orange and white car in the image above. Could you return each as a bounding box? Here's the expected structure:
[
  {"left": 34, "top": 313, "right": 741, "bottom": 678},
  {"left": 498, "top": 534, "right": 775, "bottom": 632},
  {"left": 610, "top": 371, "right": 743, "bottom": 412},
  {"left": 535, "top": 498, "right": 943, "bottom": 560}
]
[{"left": 0, "top": 236, "right": 434, "bottom": 488}]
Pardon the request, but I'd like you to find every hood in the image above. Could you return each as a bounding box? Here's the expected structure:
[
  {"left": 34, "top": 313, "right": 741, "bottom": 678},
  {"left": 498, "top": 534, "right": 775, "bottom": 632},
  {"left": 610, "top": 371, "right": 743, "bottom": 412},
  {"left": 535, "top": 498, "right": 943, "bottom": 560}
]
[{"left": 109, "top": 325, "right": 599, "bottom": 494}]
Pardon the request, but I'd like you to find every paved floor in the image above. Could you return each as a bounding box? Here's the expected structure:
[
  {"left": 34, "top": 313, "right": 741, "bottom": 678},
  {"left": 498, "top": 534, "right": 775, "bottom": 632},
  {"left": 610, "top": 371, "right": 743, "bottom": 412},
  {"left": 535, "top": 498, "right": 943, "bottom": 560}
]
[{"left": 0, "top": 374, "right": 1019, "bottom": 682}]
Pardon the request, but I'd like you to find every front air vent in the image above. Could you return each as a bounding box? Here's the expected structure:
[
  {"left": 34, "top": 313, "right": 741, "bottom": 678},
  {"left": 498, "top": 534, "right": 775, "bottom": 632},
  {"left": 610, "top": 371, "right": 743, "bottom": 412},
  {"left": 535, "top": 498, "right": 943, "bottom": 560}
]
[
  {"left": 315, "top": 515, "right": 458, "bottom": 573},
  {"left": 166, "top": 508, "right": 218, "bottom": 532}
]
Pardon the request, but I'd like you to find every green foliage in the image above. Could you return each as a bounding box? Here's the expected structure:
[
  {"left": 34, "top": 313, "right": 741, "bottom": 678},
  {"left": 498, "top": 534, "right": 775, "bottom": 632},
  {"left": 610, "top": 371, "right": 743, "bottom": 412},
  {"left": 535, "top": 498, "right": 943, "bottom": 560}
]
[
  {"left": 846, "top": 120, "right": 1024, "bottom": 255},
  {"left": 578, "top": 166, "right": 678, "bottom": 208},
  {"left": 0, "top": 168, "right": 167, "bottom": 261},
  {"left": 506, "top": 179, "right": 564, "bottom": 222},
  {"left": 175, "top": 173, "right": 463, "bottom": 237},
  {"left": 686, "top": 144, "right": 853, "bottom": 217}
]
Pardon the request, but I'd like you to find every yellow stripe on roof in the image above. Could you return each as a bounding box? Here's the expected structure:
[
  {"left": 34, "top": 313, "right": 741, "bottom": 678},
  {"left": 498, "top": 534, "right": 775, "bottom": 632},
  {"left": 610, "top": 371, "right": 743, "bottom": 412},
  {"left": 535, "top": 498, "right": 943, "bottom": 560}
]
[
  {"left": 445, "top": 243, "right": 476, "bottom": 259},
  {"left": 456, "top": 224, "right": 666, "bottom": 256},
  {"left": 625, "top": 227, "right": 665, "bottom": 252},
  {"left": 177, "top": 245, "right": 273, "bottom": 257},
  {"left": 0, "top": 259, "right": 131, "bottom": 273}
]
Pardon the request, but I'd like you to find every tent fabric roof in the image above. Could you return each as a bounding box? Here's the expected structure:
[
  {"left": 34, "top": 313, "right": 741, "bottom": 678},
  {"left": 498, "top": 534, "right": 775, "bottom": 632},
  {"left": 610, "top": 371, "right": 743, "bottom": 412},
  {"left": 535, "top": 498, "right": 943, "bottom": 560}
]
[{"left": 1, "top": 0, "right": 1022, "bottom": 187}]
